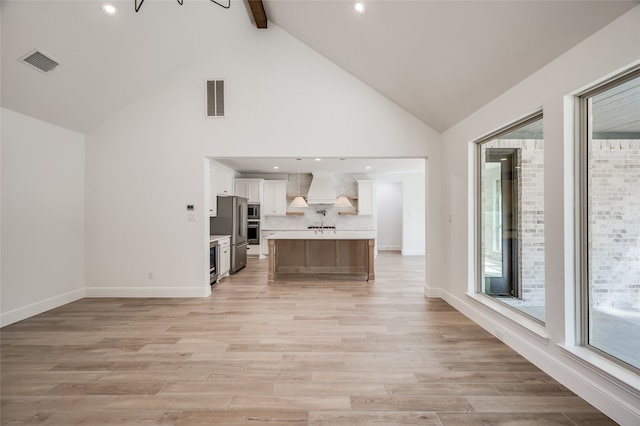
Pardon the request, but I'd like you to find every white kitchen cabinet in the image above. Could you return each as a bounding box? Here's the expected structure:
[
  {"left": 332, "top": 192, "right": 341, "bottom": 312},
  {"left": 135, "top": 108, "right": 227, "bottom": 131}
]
[
  {"left": 262, "top": 180, "right": 287, "bottom": 216},
  {"left": 219, "top": 237, "right": 231, "bottom": 278},
  {"left": 214, "top": 165, "right": 234, "bottom": 196},
  {"left": 357, "top": 180, "right": 374, "bottom": 215},
  {"left": 247, "top": 244, "right": 261, "bottom": 257},
  {"left": 234, "top": 179, "right": 263, "bottom": 203},
  {"left": 209, "top": 162, "right": 235, "bottom": 216}
]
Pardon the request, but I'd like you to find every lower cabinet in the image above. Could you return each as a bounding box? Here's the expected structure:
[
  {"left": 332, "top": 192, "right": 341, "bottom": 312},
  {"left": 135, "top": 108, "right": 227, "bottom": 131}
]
[
  {"left": 219, "top": 237, "right": 231, "bottom": 278},
  {"left": 247, "top": 245, "right": 261, "bottom": 257}
]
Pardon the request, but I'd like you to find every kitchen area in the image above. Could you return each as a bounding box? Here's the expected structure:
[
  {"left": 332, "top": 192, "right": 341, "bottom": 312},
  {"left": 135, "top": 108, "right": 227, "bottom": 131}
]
[{"left": 208, "top": 157, "right": 426, "bottom": 285}]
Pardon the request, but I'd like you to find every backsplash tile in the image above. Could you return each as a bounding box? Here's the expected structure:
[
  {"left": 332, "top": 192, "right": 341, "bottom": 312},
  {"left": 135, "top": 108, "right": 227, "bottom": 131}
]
[{"left": 263, "top": 204, "right": 374, "bottom": 231}]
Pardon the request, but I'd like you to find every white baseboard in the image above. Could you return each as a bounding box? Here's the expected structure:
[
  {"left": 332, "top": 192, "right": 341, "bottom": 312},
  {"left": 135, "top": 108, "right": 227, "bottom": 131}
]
[
  {"left": 378, "top": 245, "right": 402, "bottom": 251},
  {"left": 401, "top": 249, "right": 426, "bottom": 255},
  {"left": 440, "top": 289, "right": 640, "bottom": 425},
  {"left": 1, "top": 288, "right": 85, "bottom": 327},
  {"left": 424, "top": 285, "right": 442, "bottom": 298},
  {"left": 85, "top": 286, "right": 209, "bottom": 298}
]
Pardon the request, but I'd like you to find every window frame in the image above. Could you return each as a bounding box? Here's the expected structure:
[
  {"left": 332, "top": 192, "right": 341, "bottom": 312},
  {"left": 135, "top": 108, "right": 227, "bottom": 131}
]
[
  {"left": 474, "top": 109, "right": 544, "bottom": 322},
  {"left": 576, "top": 66, "right": 640, "bottom": 372}
]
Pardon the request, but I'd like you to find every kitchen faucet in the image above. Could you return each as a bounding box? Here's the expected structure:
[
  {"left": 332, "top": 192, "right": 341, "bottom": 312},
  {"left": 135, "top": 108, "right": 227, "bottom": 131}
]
[{"left": 315, "top": 209, "right": 327, "bottom": 234}]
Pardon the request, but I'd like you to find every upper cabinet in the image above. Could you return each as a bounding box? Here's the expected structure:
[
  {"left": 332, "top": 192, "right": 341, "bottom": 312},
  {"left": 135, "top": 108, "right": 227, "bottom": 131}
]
[
  {"left": 209, "top": 161, "right": 235, "bottom": 217},
  {"left": 357, "top": 180, "right": 374, "bottom": 215},
  {"left": 213, "top": 164, "right": 234, "bottom": 196},
  {"left": 234, "top": 179, "right": 263, "bottom": 203},
  {"left": 263, "top": 180, "right": 287, "bottom": 216}
]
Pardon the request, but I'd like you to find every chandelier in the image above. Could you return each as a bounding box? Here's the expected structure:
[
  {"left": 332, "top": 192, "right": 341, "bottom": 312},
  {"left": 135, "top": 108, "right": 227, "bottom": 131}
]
[{"left": 135, "top": 0, "right": 230, "bottom": 13}]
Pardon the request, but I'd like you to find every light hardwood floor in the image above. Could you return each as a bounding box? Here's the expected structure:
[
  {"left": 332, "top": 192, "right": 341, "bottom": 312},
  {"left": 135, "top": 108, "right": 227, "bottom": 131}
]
[{"left": 1, "top": 253, "right": 616, "bottom": 425}]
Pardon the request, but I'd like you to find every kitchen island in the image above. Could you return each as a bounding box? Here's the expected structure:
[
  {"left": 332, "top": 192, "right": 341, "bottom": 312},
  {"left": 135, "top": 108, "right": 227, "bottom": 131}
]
[{"left": 266, "top": 231, "right": 376, "bottom": 283}]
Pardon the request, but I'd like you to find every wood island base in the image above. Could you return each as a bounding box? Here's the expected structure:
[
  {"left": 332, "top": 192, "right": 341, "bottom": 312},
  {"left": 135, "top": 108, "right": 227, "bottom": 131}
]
[{"left": 267, "top": 238, "right": 375, "bottom": 283}]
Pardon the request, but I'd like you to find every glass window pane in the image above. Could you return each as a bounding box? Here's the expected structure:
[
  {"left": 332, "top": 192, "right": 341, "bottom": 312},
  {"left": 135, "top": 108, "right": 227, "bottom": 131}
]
[
  {"left": 586, "top": 73, "right": 640, "bottom": 369},
  {"left": 479, "top": 117, "right": 545, "bottom": 322}
]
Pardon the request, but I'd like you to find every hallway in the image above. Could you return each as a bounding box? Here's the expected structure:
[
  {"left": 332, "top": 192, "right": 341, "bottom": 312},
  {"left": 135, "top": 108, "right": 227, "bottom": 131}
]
[{"left": 1, "top": 253, "right": 613, "bottom": 425}]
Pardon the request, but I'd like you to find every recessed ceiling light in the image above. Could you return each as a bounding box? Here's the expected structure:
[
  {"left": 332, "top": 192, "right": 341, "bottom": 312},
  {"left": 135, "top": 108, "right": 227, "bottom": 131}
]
[
  {"left": 314, "top": 158, "right": 322, "bottom": 161},
  {"left": 273, "top": 166, "right": 279, "bottom": 170},
  {"left": 354, "top": 1, "right": 366, "bottom": 15},
  {"left": 101, "top": 2, "right": 118, "bottom": 16},
  {"left": 365, "top": 166, "right": 372, "bottom": 170}
]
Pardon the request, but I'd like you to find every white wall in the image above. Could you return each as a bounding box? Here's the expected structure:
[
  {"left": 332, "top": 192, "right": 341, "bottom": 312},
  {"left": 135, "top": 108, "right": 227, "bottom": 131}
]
[
  {"left": 84, "top": 6, "right": 441, "bottom": 298},
  {"left": 440, "top": 6, "right": 640, "bottom": 424},
  {"left": 371, "top": 173, "right": 426, "bottom": 255},
  {"left": 1, "top": 108, "right": 85, "bottom": 326},
  {"left": 376, "top": 182, "right": 403, "bottom": 251}
]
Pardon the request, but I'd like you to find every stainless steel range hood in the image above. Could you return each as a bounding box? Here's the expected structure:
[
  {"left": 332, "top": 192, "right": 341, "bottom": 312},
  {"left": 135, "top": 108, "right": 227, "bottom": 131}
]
[{"left": 306, "top": 173, "right": 337, "bottom": 205}]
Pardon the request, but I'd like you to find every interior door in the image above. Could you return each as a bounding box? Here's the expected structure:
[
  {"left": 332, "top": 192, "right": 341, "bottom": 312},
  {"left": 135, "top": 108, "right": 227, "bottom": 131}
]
[{"left": 484, "top": 148, "right": 519, "bottom": 297}]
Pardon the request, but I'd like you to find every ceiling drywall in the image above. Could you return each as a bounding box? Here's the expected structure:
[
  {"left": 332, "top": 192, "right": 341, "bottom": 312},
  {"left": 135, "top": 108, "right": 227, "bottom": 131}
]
[
  {"left": 263, "top": 0, "right": 638, "bottom": 132},
  {"left": 1, "top": 0, "right": 637, "bottom": 134},
  {"left": 1, "top": 0, "right": 253, "bottom": 133}
]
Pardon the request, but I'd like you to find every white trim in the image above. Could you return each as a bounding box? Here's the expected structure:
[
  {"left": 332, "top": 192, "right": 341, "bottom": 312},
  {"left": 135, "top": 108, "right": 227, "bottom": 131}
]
[
  {"left": 465, "top": 292, "right": 548, "bottom": 342},
  {"left": 457, "top": 291, "right": 549, "bottom": 343},
  {"left": 401, "top": 249, "right": 425, "bottom": 255},
  {"left": 424, "top": 285, "right": 442, "bottom": 298},
  {"left": 442, "top": 290, "right": 549, "bottom": 346},
  {"left": 378, "top": 245, "right": 402, "bottom": 251},
  {"left": 0, "top": 288, "right": 85, "bottom": 327},
  {"left": 85, "top": 286, "right": 209, "bottom": 298},
  {"left": 563, "top": 93, "right": 580, "bottom": 348},
  {"left": 558, "top": 345, "right": 640, "bottom": 400}
]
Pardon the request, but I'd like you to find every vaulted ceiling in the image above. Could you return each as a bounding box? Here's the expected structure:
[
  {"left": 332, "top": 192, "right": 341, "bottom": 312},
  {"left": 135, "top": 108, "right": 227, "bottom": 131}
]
[
  {"left": 1, "top": 0, "right": 637, "bottom": 135},
  {"left": 263, "top": 0, "right": 638, "bottom": 132}
]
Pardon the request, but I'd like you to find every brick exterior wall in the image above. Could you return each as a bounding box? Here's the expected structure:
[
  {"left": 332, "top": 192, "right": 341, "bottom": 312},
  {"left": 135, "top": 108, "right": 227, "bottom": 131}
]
[{"left": 589, "top": 139, "right": 640, "bottom": 309}]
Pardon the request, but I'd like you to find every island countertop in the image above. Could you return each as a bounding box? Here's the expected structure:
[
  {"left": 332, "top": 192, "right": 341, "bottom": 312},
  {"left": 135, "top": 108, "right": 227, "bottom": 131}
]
[
  {"left": 266, "top": 230, "right": 376, "bottom": 240},
  {"left": 267, "top": 232, "right": 375, "bottom": 282}
]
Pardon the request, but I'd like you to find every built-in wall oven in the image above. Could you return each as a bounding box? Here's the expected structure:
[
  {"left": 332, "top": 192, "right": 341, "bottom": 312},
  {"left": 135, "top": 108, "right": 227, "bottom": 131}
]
[
  {"left": 209, "top": 239, "right": 219, "bottom": 284},
  {"left": 247, "top": 204, "right": 260, "bottom": 220},
  {"left": 247, "top": 220, "right": 260, "bottom": 245}
]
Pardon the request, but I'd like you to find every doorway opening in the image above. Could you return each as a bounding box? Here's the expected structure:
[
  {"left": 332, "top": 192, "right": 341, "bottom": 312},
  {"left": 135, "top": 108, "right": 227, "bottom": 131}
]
[{"left": 376, "top": 182, "right": 403, "bottom": 252}]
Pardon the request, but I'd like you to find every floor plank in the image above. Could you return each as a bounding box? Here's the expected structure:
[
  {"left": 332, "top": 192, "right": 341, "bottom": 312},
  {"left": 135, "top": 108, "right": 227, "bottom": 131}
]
[{"left": 0, "top": 253, "right": 614, "bottom": 425}]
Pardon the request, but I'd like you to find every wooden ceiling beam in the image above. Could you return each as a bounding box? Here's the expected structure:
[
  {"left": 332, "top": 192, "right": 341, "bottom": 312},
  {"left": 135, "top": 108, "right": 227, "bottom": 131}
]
[{"left": 248, "top": 0, "right": 268, "bottom": 29}]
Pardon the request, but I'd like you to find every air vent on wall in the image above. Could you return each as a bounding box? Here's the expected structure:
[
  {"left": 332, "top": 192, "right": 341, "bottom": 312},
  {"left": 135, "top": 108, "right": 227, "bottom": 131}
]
[
  {"left": 20, "top": 49, "right": 59, "bottom": 74},
  {"left": 206, "top": 80, "right": 225, "bottom": 117}
]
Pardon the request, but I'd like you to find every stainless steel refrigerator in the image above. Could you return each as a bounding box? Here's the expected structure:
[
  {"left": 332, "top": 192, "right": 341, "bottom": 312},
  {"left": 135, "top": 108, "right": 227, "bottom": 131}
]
[{"left": 210, "top": 196, "right": 248, "bottom": 274}]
